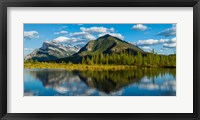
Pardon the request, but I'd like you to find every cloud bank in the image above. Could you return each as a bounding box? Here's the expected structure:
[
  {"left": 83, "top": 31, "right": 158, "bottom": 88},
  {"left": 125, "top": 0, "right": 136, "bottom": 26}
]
[
  {"left": 157, "top": 25, "right": 176, "bottom": 37},
  {"left": 54, "top": 31, "right": 68, "bottom": 35},
  {"left": 132, "top": 24, "right": 148, "bottom": 31},
  {"left": 24, "top": 31, "right": 39, "bottom": 39}
]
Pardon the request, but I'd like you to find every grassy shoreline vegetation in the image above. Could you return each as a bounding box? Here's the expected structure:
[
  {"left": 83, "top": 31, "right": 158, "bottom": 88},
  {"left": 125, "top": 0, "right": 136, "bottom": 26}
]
[
  {"left": 25, "top": 62, "right": 139, "bottom": 71},
  {"left": 24, "top": 50, "right": 176, "bottom": 71},
  {"left": 24, "top": 61, "right": 175, "bottom": 71}
]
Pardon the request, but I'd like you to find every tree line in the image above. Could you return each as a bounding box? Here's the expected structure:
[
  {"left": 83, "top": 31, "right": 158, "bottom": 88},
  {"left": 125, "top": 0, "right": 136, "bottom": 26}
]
[
  {"left": 25, "top": 50, "right": 176, "bottom": 68},
  {"left": 81, "top": 51, "right": 176, "bottom": 67}
]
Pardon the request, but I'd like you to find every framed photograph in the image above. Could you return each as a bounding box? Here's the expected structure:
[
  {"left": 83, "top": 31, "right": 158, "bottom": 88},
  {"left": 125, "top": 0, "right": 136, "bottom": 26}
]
[{"left": 0, "top": 0, "right": 199, "bottom": 120}]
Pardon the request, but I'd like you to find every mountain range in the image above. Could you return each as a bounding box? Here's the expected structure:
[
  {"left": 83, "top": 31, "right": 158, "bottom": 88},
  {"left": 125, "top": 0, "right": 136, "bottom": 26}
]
[
  {"left": 25, "top": 41, "right": 81, "bottom": 61},
  {"left": 25, "top": 34, "right": 145, "bottom": 62},
  {"left": 78, "top": 34, "right": 144, "bottom": 56}
]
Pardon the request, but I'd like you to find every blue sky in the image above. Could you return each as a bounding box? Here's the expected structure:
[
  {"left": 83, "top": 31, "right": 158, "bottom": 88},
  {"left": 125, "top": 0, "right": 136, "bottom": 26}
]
[{"left": 24, "top": 24, "right": 176, "bottom": 55}]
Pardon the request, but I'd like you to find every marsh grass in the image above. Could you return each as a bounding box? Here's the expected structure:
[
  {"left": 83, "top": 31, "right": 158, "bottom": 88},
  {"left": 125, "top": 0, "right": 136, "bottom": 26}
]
[{"left": 24, "top": 62, "right": 140, "bottom": 71}]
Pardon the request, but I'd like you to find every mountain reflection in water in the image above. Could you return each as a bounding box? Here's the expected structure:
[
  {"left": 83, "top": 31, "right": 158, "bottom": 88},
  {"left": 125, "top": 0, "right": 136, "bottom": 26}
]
[{"left": 24, "top": 68, "right": 176, "bottom": 96}]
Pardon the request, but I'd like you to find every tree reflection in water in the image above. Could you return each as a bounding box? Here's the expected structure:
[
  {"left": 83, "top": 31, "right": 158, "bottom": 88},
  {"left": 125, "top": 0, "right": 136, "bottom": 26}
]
[{"left": 25, "top": 68, "right": 176, "bottom": 96}]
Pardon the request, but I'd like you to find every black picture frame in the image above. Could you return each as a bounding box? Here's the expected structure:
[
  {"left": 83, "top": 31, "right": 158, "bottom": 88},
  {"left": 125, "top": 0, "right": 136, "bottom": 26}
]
[{"left": 0, "top": 0, "right": 199, "bottom": 120}]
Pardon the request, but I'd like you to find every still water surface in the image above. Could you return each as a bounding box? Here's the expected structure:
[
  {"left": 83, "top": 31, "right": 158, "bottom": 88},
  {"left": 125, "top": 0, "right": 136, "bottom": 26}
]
[{"left": 24, "top": 68, "right": 176, "bottom": 96}]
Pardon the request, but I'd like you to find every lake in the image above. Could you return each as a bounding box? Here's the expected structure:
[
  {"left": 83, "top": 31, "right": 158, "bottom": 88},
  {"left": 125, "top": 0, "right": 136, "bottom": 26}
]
[{"left": 24, "top": 68, "right": 176, "bottom": 96}]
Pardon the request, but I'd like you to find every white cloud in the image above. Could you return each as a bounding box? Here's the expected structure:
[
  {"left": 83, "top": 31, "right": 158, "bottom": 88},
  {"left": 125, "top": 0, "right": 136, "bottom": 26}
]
[
  {"left": 163, "top": 43, "right": 176, "bottom": 48},
  {"left": 67, "top": 26, "right": 124, "bottom": 45},
  {"left": 70, "top": 32, "right": 87, "bottom": 36},
  {"left": 54, "top": 31, "right": 68, "bottom": 34},
  {"left": 136, "top": 37, "right": 176, "bottom": 52},
  {"left": 69, "top": 26, "right": 121, "bottom": 43},
  {"left": 171, "top": 37, "right": 176, "bottom": 43},
  {"left": 136, "top": 39, "right": 169, "bottom": 46},
  {"left": 140, "top": 46, "right": 152, "bottom": 52},
  {"left": 132, "top": 24, "right": 148, "bottom": 31},
  {"left": 60, "top": 31, "right": 68, "bottom": 34},
  {"left": 141, "top": 46, "right": 151, "bottom": 50},
  {"left": 70, "top": 32, "right": 96, "bottom": 40},
  {"left": 109, "top": 27, "right": 115, "bottom": 32},
  {"left": 24, "top": 31, "right": 39, "bottom": 39},
  {"left": 136, "top": 37, "right": 176, "bottom": 47},
  {"left": 84, "top": 34, "right": 96, "bottom": 40},
  {"left": 157, "top": 26, "right": 176, "bottom": 37},
  {"left": 98, "top": 33, "right": 124, "bottom": 40},
  {"left": 24, "top": 48, "right": 34, "bottom": 51},
  {"left": 163, "top": 37, "right": 176, "bottom": 48},
  {"left": 80, "top": 27, "right": 115, "bottom": 33},
  {"left": 53, "top": 36, "right": 78, "bottom": 43}
]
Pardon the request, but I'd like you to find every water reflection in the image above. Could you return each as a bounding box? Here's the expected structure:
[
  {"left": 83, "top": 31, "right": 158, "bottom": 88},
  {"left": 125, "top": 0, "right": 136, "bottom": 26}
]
[{"left": 24, "top": 68, "right": 176, "bottom": 96}]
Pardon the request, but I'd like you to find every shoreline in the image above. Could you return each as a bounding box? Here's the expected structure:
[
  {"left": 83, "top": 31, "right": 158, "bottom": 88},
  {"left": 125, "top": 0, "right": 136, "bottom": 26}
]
[{"left": 24, "top": 62, "right": 176, "bottom": 71}]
